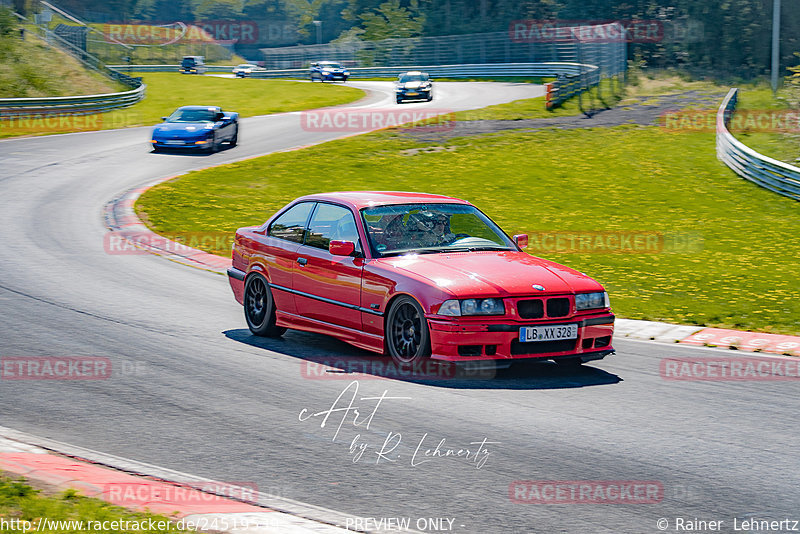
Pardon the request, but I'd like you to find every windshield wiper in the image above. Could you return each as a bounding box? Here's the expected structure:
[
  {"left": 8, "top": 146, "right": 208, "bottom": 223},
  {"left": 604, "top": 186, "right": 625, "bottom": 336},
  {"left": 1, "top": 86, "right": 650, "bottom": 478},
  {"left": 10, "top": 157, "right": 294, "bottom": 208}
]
[
  {"left": 466, "top": 245, "right": 513, "bottom": 252},
  {"left": 416, "top": 247, "right": 469, "bottom": 254}
]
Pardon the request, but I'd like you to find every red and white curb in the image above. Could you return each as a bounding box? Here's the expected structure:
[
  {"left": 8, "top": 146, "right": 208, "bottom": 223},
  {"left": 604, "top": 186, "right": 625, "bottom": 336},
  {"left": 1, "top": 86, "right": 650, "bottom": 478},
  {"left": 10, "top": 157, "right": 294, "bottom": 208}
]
[
  {"left": 616, "top": 319, "right": 800, "bottom": 357},
  {"left": 0, "top": 426, "right": 418, "bottom": 534}
]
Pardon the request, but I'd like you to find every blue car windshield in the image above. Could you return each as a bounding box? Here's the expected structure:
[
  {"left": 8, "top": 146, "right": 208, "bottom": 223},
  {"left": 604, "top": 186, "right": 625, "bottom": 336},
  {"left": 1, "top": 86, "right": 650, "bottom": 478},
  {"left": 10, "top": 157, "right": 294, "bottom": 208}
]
[
  {"left": 320, "top": 63, "right": 342, "bottom": 69},
  {"left": 167, "top": 109, "right": 217, "bottom": 123},
  {"left": 361, "top": 203, "right": 515, "bottom": 257}
]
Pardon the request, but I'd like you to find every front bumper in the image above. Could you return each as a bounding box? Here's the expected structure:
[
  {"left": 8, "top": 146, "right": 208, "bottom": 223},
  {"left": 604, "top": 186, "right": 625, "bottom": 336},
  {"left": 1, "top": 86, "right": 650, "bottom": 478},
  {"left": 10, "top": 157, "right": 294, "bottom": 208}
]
[
  {"left": 320, "top": 72, "right": 348, "bottom": 81},
  {"left": 427, "top": 314, "right": 615, "bottom": 362},
  {"left": 151, "top": 138, "right": 212, "bottom": 149},
  {"left": 397, "top": 88, "right": 431, "bottom": 99}
]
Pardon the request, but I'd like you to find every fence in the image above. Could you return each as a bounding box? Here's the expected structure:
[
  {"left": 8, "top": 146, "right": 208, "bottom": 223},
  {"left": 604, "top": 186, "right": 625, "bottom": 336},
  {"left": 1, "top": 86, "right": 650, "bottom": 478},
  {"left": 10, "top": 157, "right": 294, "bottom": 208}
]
[
  {"left": 716, "top": 88, "right": 800, "bottom": 201},
  {"left": 259, "top": 23, "right": 624, "bottom": 109}
]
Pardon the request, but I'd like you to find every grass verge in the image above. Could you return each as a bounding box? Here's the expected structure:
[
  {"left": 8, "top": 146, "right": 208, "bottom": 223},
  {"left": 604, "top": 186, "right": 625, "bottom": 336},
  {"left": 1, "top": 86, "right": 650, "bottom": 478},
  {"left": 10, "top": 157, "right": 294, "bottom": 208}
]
[
  {"left": 0, "top": 73, "right": 365, "bottom": 138},
  {"left": 0, "top": 474, "right": 187, "bottom": 534},
  {"left": 136, "top": 99, "right": 800, "bottom": 334},
  {"left": 0, "top": 27, "right": 122, "bottom": 98}
]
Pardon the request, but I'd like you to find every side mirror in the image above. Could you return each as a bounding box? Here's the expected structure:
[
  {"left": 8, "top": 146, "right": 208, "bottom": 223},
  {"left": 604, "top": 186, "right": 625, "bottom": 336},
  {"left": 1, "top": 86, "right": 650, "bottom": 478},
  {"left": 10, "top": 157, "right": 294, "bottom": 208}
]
[
  {"left": 215, "top": 113, "right": 225, "bottom": 122},
  {"left": 161, "top": 116, "right": 167, "bottom": 121},
  {"left": 329, "top": 240, "right": 355, "bottom": 256},
  {"left": 513, "top": 234, "right": 529, "bottom": 248}
]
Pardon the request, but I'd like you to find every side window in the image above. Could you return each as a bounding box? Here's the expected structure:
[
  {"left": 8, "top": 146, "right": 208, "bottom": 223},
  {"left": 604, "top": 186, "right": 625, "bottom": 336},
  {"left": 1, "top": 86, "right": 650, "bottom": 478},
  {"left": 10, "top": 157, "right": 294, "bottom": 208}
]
[
  {"left": 268, "top": 202, "right": 314, "bottom": 243},
  {"left": 305, "top": 203, "right": 361, "bottom": 253}
]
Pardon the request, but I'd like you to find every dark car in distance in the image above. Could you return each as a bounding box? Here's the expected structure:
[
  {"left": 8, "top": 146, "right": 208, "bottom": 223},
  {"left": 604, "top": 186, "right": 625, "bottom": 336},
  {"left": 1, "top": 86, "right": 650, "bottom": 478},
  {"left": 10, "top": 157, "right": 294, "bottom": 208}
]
[{"left": 395, "top": 71, "right": 433, "bottom": 103}]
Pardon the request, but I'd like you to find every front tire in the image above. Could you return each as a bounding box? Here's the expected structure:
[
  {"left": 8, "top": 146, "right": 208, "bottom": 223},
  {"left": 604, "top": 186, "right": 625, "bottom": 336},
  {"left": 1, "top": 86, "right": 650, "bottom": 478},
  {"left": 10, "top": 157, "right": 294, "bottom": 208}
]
[
  {"left": 244, "top": 273, "right": 286, "bottom": 337},
  {"left": 385, "top": 296, "right": 431, "bottom": 365},
  {"left": 229, "top": 126, "right": 238, "bottom": 147}
]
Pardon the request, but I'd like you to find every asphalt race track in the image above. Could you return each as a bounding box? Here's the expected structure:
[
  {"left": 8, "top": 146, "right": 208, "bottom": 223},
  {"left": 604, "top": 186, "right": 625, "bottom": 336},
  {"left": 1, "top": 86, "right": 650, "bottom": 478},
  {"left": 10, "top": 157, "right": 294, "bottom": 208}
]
[{"left": 1, "top": 81, "right": 799, "bottom": 533}]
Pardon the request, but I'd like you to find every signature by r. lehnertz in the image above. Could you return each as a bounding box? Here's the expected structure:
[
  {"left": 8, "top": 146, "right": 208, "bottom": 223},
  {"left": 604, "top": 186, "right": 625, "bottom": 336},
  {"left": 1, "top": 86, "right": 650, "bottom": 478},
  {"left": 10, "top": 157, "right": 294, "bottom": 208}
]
[{"left": 299, "top": 380, "right": 499, "bottom": 469}]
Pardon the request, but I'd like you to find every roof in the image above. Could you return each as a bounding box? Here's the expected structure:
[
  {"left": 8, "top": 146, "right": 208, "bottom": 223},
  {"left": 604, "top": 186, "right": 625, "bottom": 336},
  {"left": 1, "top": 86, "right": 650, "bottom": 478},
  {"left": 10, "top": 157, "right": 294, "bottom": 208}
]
[
  {"left": 176, "top": 105, "right": 221, "bottom": 111},
  {"left": 295, "top": 191, "right": 470, "bottom": 210}
]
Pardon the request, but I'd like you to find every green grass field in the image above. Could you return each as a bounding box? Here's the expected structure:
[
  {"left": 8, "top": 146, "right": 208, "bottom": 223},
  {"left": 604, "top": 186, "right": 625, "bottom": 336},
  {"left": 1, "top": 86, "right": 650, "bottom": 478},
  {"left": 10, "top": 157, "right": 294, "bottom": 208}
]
[
  {"left": 136, "top": 85, "right": 800, "bottom": 335},
  {"left": 0, "top": 73, "right": 365, "bottom": 138},
  {"left": 0, "top": 475, "right": 186, "bottom": 534}
]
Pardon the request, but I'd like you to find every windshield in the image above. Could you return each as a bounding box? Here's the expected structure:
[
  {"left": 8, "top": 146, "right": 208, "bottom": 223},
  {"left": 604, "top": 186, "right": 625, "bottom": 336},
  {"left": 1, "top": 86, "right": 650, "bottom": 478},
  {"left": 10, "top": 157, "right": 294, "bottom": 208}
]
[
  {"left": 320, "top": 62, "right": 343, "bottom": 69},
  {"left": 399, "top": 73, "right": 428, "bottom": 83},
  {"left": 236, "top": 64, "right": 255, "bottom": 69},
  {"left": 181, "top": 57, "right": 198, "bottom": 67},
  {"left": 166, "top": 109, "right": 218, "bottom": 123},
  {"left": 361, "top": 203, "right": 515, "bottom": 257}
]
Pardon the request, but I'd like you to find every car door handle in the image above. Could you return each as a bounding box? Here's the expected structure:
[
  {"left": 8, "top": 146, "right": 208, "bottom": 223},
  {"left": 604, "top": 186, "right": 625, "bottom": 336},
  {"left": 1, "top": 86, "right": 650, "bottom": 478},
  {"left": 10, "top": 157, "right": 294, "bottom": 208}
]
[{"left": 297, "top": 257, "right": 307, "bottom": 266}]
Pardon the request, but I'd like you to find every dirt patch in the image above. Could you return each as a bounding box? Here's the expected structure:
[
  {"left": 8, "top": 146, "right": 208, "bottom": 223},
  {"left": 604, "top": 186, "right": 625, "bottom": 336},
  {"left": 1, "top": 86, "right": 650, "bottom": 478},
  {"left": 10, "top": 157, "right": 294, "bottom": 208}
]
[{"left": 403, "top": 90, "right": 726, "bottom": 142}]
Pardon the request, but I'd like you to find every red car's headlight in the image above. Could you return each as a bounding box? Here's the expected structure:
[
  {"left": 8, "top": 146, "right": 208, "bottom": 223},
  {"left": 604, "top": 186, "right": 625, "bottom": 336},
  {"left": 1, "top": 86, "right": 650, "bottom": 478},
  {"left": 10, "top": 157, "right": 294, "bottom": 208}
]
[
  {"left": 438, "top": 298, "right": 505, "bottom": 316},
  {"left": 575, "top": 291, "right": 610, "bottom": 311}
]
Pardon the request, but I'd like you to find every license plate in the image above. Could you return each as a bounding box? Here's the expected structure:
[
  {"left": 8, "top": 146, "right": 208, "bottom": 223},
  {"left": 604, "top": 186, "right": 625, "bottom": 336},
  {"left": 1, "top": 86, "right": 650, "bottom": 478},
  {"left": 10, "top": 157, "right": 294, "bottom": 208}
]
[
  {"left": 406, "top": 92, "right": 419, "bottom": 96},
  {"left": 519, "top": 324, "right": 578, "bottom": 343},
  {"left": 165, "top": 140, "right": 184, "bottom": 145}
]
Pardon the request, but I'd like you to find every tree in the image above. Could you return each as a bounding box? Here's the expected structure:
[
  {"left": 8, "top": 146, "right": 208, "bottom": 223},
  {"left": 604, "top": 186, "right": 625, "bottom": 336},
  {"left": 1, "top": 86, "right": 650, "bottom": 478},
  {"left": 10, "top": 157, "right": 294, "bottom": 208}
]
[
  {"left": 194, "top": 0, "right": 245, "bottom": 19},
  {"left": 359, "top": 0, "right": 425, "bottom": 40}
]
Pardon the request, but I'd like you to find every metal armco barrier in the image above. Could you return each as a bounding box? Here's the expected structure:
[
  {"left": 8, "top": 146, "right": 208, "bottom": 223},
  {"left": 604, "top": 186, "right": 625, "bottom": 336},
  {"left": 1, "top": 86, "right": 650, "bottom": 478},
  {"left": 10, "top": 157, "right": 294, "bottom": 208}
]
[
  {"left": 108, "top": 62, "right": 597, "bottom": 79},
  {"left": 0, "top": 83, "right": 145, "bottom": 118},
  {"left": 716, "top": 88, "right": 800, "bottom": 201}
]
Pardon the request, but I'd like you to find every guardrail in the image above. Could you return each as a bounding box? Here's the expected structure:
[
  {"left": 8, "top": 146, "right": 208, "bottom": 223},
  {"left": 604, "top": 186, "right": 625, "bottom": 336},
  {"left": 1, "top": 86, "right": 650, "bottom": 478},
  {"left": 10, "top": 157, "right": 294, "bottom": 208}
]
[
  {"left": 0, "top": 84, "right": 145, "bottom": 117},
  {"left": 107, "top": 65, "right": 234, "bottom": 73},
  {"left": 716, "top": 88, "right": 800, "bottom": 201},
  {"left": 109, "top": 61, "right": 598, "bottom": 79}
]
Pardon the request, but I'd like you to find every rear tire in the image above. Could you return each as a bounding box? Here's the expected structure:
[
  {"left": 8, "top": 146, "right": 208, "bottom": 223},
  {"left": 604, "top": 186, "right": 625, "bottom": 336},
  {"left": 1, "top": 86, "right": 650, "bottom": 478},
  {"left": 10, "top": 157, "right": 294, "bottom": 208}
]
[
  {"left": 385, "top": 296, "right": 431, "bottom": 365},
  {"left": 244, "top": 273, "right": 286, "bottom": 337}
]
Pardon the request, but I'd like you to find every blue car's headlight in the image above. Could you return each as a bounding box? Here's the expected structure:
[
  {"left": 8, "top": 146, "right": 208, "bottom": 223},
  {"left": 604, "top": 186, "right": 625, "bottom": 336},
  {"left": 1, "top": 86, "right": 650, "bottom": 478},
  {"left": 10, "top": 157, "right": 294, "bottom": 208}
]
[
  {"left": 438, "top": 298, "right": 505, "bottom": 316},
  {"left": 575, "top": 291, "right": 609, "bottom": 311}
]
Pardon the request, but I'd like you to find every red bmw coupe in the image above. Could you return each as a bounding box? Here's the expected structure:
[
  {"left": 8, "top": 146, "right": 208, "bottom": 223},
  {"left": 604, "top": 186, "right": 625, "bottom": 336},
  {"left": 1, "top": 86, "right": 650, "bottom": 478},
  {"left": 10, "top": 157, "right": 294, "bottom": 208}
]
[{"left": 227, "top": 192, "right": 614, "bottom": 366}]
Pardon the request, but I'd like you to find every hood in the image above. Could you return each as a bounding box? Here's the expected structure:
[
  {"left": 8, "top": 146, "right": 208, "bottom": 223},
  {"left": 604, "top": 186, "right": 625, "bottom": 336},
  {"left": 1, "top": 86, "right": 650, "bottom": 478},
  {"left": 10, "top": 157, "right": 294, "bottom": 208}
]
[
  {"left": 154, "top": 122, "right": 213, "bottom": 136},
  {"left": 376, "top": 251, "right": 604, "bottom": 297},
  {"left": 400, "top": 81, "right": 425, "bottom": 89}
]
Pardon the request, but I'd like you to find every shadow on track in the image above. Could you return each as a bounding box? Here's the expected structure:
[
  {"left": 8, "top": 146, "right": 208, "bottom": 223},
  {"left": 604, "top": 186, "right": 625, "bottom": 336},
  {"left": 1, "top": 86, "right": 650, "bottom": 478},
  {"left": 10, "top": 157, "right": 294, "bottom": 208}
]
[{"left": 223, "top": 328, "right": 622, "bottom": 390}]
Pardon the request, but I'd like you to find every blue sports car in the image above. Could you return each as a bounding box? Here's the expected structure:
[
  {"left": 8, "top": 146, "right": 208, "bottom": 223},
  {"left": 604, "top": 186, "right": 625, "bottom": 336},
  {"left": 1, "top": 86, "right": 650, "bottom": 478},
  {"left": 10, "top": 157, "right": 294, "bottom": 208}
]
[
  {"left": 309, "top": 61, "right": 349, "bottom": 82},
  {"left": 151, "top": 106, "right": 239, "bottom": 153}
]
